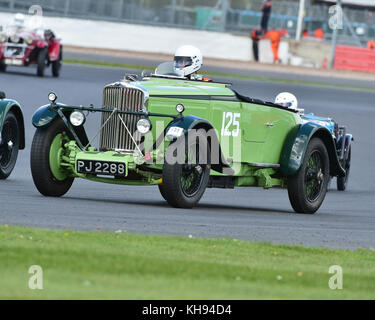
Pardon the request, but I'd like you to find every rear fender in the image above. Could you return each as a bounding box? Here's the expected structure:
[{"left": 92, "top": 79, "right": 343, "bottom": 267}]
[
  {"left": 280, "top": 122, "right": 345, "bottom": 177},
  {"left": 344, "top": 134, "right": 353, "bottom": 160},
  {"left": 167, "top": 115, "right": 234, "bottom": 175},
  {"left": 344, "top": 133, "right": 354, "bottom": 159},
  {"left": 337, "top": 133, "right": 353, "bottom": 161},
  {"left": 48, "top": 41, "right": 61, "bottom": 61},
  {"left": 0, "top": 99, "right": 25, "bottom": 150}
]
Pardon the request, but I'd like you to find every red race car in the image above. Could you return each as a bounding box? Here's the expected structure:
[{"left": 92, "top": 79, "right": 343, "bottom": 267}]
[{"left": 0, "top": 15, "right": 62, "bottom": 77}]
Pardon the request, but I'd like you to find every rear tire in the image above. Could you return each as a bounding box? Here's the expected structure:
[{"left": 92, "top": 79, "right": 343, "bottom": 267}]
[
  {"left": 0, "top": 112, "right": 20, "bottom": 179},
  {"left": 30, "top": 118, "right": 74, "bottom": 197},
  {"left": 0, "top": 62, "right": 6, "bottom": 72},
  {"left": 51, "top": 60, "right": 61, "bottom": 77},
  {"left": 37, "top": 48, "right": 47, "bottom": 77},
  {"left": 287, "top": 138, "right": 330, "bottom": 214},
  {"left": 52, "top": 46, "right": 62, "bottom": 78},
  {"left": 52, "top": 49, "right": 62, "bottom": 78},
  {"left": 161, "top": 133, "right": 210, "bottom": 208},
  {"left": 337, "top": 145, "right": 351, "bottom": 191}
]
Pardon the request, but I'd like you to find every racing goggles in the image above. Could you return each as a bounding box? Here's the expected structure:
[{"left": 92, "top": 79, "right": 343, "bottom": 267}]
[{"left": 174, "top": 56, "right": 193, "bottom": 69}]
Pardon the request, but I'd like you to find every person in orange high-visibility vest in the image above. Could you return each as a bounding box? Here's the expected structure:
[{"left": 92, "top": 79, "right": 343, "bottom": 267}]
[
  {"left": 314, "top": 27, "right": 324, "bottom": 39},
  {"left": 367, "top": 40, "right": 375, "bottom": 50},
  {"left": 262, "top": 27, "right": 287, "bottom": 63}
]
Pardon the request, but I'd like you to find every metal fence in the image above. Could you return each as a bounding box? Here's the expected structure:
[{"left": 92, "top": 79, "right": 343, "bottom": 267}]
[{"left": 1, "top": 0, "right": 375, "bottom": 45}]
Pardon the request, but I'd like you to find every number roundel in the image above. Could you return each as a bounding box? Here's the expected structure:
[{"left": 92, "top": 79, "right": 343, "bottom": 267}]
[{"left": 221, "top": 112, "right": 240, "bottom": 137}]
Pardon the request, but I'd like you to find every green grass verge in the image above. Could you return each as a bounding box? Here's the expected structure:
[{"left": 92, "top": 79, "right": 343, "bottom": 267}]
[
  {"left": 1, "top": 225, "right": 375, "bottom": 299},
  {"left": 63, "top": 58, "right": 375, "bottom": 92}
]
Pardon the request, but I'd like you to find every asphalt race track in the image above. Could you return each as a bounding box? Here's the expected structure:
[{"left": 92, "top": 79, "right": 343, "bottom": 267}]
[{"left": 1, "top": 59, "right": 375, "bottom": 250}]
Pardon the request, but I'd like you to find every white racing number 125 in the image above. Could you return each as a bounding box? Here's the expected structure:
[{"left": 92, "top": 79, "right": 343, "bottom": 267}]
[{"left": 221, "top": 112, "right": 240, "bottom": 137}]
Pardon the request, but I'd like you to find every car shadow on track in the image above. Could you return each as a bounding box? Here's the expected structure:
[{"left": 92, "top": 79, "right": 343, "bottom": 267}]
[
  {"left": 1, "top": 70, "right": 53, "bottom": 78},
  {"left": 197, "top": 203, "right": 293, "bottom": 214},
  {"left": 61, "top": 194, "right": 294, "bottom": 215}
]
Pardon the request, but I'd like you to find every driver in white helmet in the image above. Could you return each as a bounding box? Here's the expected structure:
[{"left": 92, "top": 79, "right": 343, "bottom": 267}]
[
  {"left": 173, "top": 45, "right": 204, "bottom": 80},
  {"left": 275, "top": 92, "right": 298, "bottom": 110},
  {"left": 13, "top": 13, "right": 26, "bottom": 29},
  {"left": 275, "top": 92, "right": 304, "bottom": 114}
]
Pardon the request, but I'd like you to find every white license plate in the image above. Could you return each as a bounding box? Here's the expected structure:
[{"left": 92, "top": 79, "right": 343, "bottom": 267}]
[
  {"left": 167, "top": 126, "right": 184, "bottom": 138},
  {"left": 4, "top": 59, "right": 23, "bottom": 66},
  {"left": 76, "top": 160, "right": 126, "bottom": 176}
]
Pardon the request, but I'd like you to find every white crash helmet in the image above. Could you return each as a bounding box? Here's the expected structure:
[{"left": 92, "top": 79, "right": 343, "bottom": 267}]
[
  {"left": 13, "top": 13, "right": 25, "bottom": 28},
  {"left": 174, "top": 45, "right": 203, "bottom": 77},
  {"left": 275, "top": 92, "right": 298, "bottom": 110}
]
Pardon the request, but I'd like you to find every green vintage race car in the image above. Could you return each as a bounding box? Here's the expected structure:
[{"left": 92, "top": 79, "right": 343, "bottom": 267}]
[
  {"left": 0, "top": 91, "right": 25, "bottom": 178},
  {"left": 30, "top": 63, "right": 352, "bottom": 214}
]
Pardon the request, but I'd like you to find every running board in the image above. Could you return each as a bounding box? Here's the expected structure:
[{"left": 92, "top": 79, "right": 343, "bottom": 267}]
[
  {"left": 207, "top": 176, "right": 235, "bottom": 189},
  {"left": 249, "top": 162, "right": 280, "bottom": 168}
]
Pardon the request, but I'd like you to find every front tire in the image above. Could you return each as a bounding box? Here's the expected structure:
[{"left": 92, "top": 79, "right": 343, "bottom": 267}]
[
  {"left": 0, "top": 112, "right": 20, "bottom": 179},
  {"left": 30, "top": 118, "right": 74, "bottom": 197},
  {"left": 158, "top": 183, "right": 167, "bottom": 201},
  {"left": 161, "top": 133, "right": 210, "bottom": 208},
  {"left": 287, "top": 138, "right": 330, "bottom": 214}
]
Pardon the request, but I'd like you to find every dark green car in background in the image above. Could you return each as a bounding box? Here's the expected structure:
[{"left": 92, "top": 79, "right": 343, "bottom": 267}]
[{"left": 0, "top": 91, "right": 25, "bottom": 179}]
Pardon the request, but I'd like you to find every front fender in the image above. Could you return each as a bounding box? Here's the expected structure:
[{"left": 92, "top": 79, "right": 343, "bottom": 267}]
[
  {"left": 0, "top": 99, "right": 25, "bottom": 150},
  {"left": 167, "top": 115, "right": 204, "bottom": 132},
  {"left": 280, "top": 122, "right": 345, "bottom": 177},
  {"left": 167, "top": 115, "right": 234, "bottom": 175},
  {"left": 32, "top": 103, "right": 89, "bottom": 146},
  {"left": 32, "top": 104, "right": 59, "bottom": 128}
]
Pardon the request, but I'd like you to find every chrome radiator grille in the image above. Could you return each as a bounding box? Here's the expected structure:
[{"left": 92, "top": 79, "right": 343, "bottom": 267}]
[{"left": 100, "top": 86, "right": 144, "bottom": 151}]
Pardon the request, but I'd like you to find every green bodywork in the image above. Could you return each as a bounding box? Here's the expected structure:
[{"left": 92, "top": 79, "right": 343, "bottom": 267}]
[
  {"left": 32, "top": 76, "right": 344, "bottom": 188},
  {"left": 0, "top": 98, "right": 25, "bottom": 150}
]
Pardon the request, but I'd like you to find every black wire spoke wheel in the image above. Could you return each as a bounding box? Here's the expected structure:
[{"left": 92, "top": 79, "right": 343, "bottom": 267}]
[
  {"left": 304, "top": 151, "right": 325, "bottom": 202},
  {"left": 161, "top": 133, "right": 210, "bottom": 208},
  {"left": 0, "top": 112, "right": 20, "bottom": 179},
  {"left": 180, "top": 143, "right": 205, "bottom": 197},
  {"left": 287, "top": 138, "right": 329, "bottom": 214}
]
